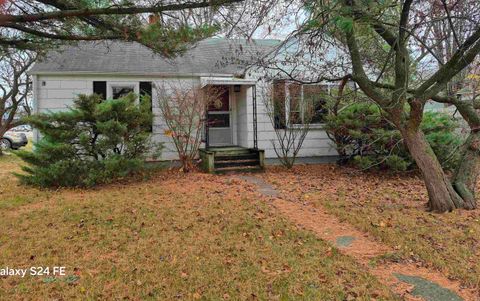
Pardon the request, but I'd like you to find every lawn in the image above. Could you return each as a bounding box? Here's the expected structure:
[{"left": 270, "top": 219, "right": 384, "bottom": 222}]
[
  {"left": 261, "top": 165, "right": 480, "bottom": 291},
  {"left": 0, "top": 155, "right": 396, "bottom": 300}
]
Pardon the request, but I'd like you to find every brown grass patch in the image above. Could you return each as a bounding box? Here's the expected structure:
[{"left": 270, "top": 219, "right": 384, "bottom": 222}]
[
  {"left": 0, "top": 156, "right": 395, "bottom": 300},
  {"left": 260, "top": 164, "right": 480, "bottom": 292}
]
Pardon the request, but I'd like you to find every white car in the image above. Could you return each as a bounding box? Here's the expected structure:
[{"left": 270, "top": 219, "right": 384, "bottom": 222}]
[
  {"left": 10, "top": 125, "right": 32, "bottom": 132},
  {"left": 0, "top": 131, "right": 28, "bottom": 151}
]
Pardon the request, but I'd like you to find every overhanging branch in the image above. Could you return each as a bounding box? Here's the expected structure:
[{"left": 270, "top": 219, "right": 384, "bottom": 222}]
[
  {"left": 0, "top": 0, "right": 243, "bottom": 23},
  {"left": 4, "top": 23, "right": 123, "bottom": 41},
  {"left": 414, "top": 25, "right": 480, "bottom": 99}
]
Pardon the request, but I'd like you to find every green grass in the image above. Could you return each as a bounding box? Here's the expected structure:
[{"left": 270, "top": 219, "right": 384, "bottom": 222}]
[
  {"left": 0, "top": 195, "right": 32, "bottom": 209},
  {"left": 0, "top": 156, "right": 396, "bottom": 300}
]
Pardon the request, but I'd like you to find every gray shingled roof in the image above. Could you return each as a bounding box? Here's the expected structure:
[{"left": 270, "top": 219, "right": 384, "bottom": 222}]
[{"left": 29, "top": 38, "right": 280, "bottom": 75}]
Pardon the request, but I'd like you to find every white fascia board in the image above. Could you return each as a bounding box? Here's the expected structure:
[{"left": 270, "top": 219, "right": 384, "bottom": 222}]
[
  {"left": 27, "top": 71, "right": 236, "bottom": 78},
  {"left": 200, "top": 77, "right": 257, "bottom": 88}
]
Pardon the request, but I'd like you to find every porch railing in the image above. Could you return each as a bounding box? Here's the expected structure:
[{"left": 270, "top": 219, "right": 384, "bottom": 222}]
[
  {"left": 253, "top": 85, "right": 258, "bottom": 150},
  {"left": 204, "top": 104, "right": 210, "bottom": 149}
]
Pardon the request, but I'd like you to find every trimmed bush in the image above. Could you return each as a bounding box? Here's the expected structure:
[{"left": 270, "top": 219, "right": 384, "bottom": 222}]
[
  {"left": 15, "top": 93, "right": 162, "bottom": 187},
  {"left": 325, "top": 102, "right": 462, "bottom": 171}
]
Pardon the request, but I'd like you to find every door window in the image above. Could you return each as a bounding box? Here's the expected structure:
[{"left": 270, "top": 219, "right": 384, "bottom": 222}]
[{"left": 208, "top": 86, "right": 230, "bottom": 128}]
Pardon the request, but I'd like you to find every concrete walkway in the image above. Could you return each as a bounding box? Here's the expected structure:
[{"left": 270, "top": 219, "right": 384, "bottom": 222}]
[{"left": 237, "top": 175, "right": 477, "bottom": 301}]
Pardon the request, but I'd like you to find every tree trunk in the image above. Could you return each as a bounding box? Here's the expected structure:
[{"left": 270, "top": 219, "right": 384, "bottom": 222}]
[
  {"left": 402, "top": 128, "right": 466, "bottom": 212},
  {"left": 452, "top": 131, "right": 480, "bottom": 210},
  {"left": 0, "top": 126, "right": 6, "bottom": 156}
]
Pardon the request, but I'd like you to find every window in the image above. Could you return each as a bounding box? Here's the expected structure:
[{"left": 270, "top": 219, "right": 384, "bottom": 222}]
[
  {"left": 93, "top": 81, "right": 107, "bottom": 100},
  {"left": 112, "top": 85, "right": 135, "bottom": 99},
  {"left": 288, "top": 83, "right": 302, "bottom": 124},
  {"left": 207, "top": 114, "right": 230, "bottom": 127},
  {"left": 139, "top": 82, "right": 153, "bottom": 133},
  {"left": 207, "top": 86, "right": 230, "bottom": 128},
  {"left": 303, "top": 84, "right": 329, "bottom": 124},
  {"left": 273, "top": 80, "right": 330, "bottom": 126},
  {"left": 272, "top": 80, "right": 287, "bottom": 129}
]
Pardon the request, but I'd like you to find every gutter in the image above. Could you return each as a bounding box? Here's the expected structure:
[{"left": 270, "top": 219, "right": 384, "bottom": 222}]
[{"left": 27, "top": 71, "right": 238, "bottom": 78}]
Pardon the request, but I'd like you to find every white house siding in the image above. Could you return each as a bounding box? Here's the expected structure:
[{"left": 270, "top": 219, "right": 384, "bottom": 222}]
[
  {"left": 151, "top": 77, "right": 203, "bottom": 160},
  {"left": 34, "top": 74, "right": 204, "bottom": 160},
  {"left": 245, "top": 74, "right": 338, "bottom": 159},
  {"left": 34, "top": 73, "right": 337, "bottom": 161},
  {"left": 235, "top": 86, "right": 250, "bottom": 148}
]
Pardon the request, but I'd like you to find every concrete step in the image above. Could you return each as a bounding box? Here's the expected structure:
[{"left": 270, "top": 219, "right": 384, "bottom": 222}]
[
  {"left": 211, "top": 149, "right": 252, "bottom": 156},
  {"left": 199, "top": 147, "right": 264, "bottom": 173},
  {"left": 215, "top": 153, "right": 259, "bottom": 161},
  {"left": 214, "top": 158, "right": 260, "bottom": 169},
  {"left": 214, "top": 165, "right": 264, "bottom": 174}
]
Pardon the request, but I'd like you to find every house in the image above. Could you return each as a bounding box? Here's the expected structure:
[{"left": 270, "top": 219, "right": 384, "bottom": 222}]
[{"left": 29, "top": 38, "right": 338, "bottom": 172}]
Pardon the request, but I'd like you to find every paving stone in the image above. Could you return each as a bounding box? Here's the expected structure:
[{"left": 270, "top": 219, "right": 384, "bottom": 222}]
[
  {"left": 394, "top": 273, "right": 463, "bottom": 301},
  {"left": 335, "top": 236, "right": 356, "bottom": 247},
  {"left": 237, "top": 175, "right": 279, "bottom": 197}
]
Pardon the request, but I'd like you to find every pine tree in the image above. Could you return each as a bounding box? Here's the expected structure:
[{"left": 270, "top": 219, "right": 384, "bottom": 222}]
[
  {"left": 325, "top": 103, "right": 462, "bottom": 171},
  {"left": 15, "top": 93, "right": 162, "bottom": 187}
]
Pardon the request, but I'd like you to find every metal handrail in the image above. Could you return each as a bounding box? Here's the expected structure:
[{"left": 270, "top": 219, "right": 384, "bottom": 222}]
[{"left": 253, "top": 85, "right": 258, "bottom": 150}]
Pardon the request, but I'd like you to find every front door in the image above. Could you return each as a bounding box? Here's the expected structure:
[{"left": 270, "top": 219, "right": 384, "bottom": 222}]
[{"left": 208, "top": 86, "right": 232, "bottom": 146}]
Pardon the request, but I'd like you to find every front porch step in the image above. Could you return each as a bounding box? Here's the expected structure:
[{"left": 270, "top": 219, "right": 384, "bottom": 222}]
[
  {"left": 214, "top": 158, "right": 260, "bottom": 169},
  {"left": 214, "top": 165, "right": 263, "bottom": 174},
  {"left": 215, "top": 153, "right": 259, "bottom": 161},
  {"left": 207, "top": 147, "right": 252, "bottom": 156},
  {"left": 199, "top": 147, "right": 265, "bottom": 173}
]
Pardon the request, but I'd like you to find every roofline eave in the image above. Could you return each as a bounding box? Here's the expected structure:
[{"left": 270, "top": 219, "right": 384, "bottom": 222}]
[{"left": 27, "top": 71, "right": 239, "bottom": 78}]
